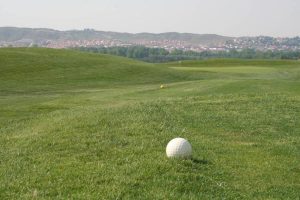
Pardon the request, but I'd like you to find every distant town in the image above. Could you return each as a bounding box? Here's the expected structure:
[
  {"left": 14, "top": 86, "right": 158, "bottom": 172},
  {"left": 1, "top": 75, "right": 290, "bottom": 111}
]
[
  {"left": 2, "top": 37, "right": 300, "bottom": 52},
  {"left": 0, "top": 27, "right": 299, "bottom": 52}
]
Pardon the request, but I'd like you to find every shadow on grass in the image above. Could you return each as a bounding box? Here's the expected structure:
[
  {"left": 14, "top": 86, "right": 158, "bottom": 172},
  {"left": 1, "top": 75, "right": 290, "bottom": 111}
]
[{"left": 191, "top": 158, "right": 210, "bottom": 165}]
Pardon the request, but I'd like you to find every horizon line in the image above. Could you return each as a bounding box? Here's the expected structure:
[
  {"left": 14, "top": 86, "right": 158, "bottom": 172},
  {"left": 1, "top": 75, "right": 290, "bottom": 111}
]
[{"left": 1, "top": 26, "right": 299, "bottom": 39}]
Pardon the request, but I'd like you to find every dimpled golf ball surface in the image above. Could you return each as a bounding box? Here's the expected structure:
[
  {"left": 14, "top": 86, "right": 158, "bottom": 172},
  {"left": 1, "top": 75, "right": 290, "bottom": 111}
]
[{"left": 166, "top": 138, "right": 192, "bottom": 158}]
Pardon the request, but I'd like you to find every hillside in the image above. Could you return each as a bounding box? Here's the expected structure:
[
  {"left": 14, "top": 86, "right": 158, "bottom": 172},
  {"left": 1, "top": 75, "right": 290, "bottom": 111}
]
[
  {"left": 0, "top": 27, "right": 231, "bottom": 46},
  {"left": 0, "top": 48, "right": 299, "bottom": 199},
  {"left": 1, "top": 27, "right": 299, "bottom": 52},
  {"left": 0, "top": 48, "right": 197, "bottom": 93}
]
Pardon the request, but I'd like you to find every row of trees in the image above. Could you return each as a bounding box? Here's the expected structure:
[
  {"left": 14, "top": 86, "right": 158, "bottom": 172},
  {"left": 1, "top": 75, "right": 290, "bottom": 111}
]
[{"left": 74, "top": 46, "right": 300, "bottom": 63}]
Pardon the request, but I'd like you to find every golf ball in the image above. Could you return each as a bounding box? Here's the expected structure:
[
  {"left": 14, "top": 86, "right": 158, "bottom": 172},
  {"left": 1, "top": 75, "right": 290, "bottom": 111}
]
[{"left": 166, "top": 138, "right": 192, "bottom": 158}]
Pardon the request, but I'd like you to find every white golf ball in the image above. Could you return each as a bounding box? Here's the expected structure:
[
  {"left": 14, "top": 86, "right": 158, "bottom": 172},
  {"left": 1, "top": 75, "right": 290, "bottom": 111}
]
[{"left": 166, "top": 138, "right": 192, "bottom": 158}]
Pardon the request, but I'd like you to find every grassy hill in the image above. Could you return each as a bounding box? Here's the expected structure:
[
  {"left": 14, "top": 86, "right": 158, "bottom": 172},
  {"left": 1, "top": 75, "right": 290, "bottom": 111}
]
[
  {"left": 0, "top": 48, "right": 201, "bottom": 92},
  {"left": 0, "top": 48, "right": 299, "bottom": 199}
]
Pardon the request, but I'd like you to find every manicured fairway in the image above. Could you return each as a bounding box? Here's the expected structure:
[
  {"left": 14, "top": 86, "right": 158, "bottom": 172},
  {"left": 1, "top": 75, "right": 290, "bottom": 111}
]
[
  {"left": 170, "top": 66, "right": 276, "bottom": 73},
  {"left": 0, "top": 48, "right": 299, "bottom": 199}
]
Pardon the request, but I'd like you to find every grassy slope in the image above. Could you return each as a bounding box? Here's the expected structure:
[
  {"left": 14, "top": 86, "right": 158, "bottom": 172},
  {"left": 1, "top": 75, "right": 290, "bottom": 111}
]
[
  {"left": 0, "top": 48, "right": 196, "bottom": 92},
  {"left": 0, "top": 48, "right": 299, "bottom": 199}
]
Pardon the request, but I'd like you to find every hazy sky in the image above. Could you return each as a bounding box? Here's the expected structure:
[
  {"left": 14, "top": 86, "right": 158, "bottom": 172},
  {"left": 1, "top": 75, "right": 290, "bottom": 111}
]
[{"left": 0, "top": 0, "right": 299, "bottom": 37}]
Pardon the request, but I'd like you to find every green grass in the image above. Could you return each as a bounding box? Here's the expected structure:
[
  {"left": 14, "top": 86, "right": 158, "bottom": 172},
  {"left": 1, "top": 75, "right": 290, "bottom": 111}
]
[
  {"left": 170, "top": 66, "right": 276, "bottom": 73},
  {"left": 0, "top": 48, "right": 299, "bottom": 199}
]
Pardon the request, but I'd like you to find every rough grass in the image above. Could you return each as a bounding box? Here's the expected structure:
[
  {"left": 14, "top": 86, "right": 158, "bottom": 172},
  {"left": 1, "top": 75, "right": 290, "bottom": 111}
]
[{"left": 0, "top": 48, "right": 299, "bottom": 199}]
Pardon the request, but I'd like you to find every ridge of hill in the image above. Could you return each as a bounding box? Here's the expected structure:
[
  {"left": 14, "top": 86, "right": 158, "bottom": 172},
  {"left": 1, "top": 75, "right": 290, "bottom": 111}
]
[
  {"left": 0, "top": 27, "right": 231, "bottom": 46},
  {"left": 0, "top": 48, "right": 192, "bottom": 92},
  {"left": 1, "top": 27, "right": 300, "bottom": 51}
]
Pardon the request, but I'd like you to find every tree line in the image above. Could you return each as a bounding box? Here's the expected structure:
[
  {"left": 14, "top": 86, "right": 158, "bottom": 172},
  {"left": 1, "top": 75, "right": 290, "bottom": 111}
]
[{"left": 74, "top": 46, "right": 300, "bottom": 63}]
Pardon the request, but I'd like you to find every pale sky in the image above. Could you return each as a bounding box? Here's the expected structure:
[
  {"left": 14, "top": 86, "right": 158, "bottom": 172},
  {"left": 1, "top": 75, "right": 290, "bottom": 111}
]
[{"left": 0, "top": 0, "right": 299, "bottom": 37}]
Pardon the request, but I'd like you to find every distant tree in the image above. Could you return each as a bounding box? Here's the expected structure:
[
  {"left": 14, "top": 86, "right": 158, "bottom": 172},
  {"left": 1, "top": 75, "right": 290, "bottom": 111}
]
[{"left": 74, "top": 46, "right": 300, "bottom": 63}]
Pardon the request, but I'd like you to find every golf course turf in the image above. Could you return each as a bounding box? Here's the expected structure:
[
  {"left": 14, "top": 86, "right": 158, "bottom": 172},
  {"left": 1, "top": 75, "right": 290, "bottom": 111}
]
[{"left": 0, "top": 48, "right": 299, "bottom": 199}]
